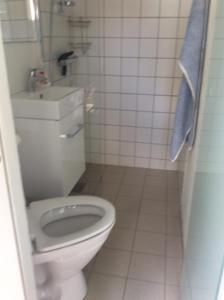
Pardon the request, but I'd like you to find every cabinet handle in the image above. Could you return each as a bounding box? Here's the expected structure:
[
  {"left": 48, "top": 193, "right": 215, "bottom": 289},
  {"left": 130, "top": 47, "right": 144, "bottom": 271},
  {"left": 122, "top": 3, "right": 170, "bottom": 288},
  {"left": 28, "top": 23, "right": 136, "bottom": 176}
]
[{"left": 60, "top": 124, "right": 84, "bottom": 139}]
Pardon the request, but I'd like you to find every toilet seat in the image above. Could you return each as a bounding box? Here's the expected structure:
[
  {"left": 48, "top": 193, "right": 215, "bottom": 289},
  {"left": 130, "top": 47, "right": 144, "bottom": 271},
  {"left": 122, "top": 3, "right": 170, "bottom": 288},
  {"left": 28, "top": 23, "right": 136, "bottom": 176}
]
[{"left": 28, "top": 196, "right": 116, "bottom": 253}]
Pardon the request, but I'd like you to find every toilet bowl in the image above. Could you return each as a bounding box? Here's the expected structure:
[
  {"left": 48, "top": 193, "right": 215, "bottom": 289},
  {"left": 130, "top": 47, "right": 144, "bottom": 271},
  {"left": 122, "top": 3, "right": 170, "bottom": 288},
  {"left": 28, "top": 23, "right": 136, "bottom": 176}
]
[{"left": 27, "top": 195, "right": 116, "bottom": 300}]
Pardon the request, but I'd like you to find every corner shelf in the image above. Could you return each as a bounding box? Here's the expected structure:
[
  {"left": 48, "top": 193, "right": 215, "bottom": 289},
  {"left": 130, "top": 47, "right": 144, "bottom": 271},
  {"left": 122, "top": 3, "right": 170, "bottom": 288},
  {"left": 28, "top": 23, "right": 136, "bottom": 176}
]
[
  {"left": 69, "top": 42, "right": 92, "bottom": 55},
  {"left": 68, "top": 17, "right": 92, "bottom": 28}
]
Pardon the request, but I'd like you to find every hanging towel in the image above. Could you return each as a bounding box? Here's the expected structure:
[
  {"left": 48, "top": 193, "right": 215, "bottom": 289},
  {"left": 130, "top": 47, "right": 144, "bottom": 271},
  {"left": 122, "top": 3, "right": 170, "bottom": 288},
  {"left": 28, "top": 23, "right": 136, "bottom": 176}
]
[{"left": 170, "top": 0, "right": 210, "bottom": 161}]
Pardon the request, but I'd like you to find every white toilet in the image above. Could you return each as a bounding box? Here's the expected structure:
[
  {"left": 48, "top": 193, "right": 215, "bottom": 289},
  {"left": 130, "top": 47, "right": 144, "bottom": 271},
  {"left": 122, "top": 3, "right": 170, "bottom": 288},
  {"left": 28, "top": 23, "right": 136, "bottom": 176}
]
[{"left": 27, "top": 195, "right": 116, "bottom": 300}]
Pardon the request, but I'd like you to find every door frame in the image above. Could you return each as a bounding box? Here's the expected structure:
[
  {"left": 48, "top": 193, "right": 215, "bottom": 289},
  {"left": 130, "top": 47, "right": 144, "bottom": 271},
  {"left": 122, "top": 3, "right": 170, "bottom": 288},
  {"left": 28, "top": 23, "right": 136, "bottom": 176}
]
[{"left": 0, "top": 21, "right": 37, "bottom": 300}]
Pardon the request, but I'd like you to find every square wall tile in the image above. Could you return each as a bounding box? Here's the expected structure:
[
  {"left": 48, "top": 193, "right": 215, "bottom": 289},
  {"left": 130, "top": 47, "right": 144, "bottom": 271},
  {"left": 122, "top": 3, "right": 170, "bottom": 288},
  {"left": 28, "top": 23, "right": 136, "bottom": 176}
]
[
  {"left": 121, "top": 127, "right": 136, "bottom": 142},
  {"left": 105, "top": 93, "right": 120, "bottom": 110},
  {"left": 152, "top": 129, "right": 169, "bottom": 145},
  {"left": 105, "top": 110, "right": 120, "bottom": 125},
  {"left": 136, "top": 128, "right": 151, "bottom": 143},
  {"left": 122, "top": 38, "right": 139, "bottom": 57},
  {"left": 180, "top": 0, "right": 193, "bottom": 17},
  {"left": 105, "top": 19, "right": 122, "bottom": 37},
  {"left": 151, "top": 145, "right": 167, "bottom": 159},
  {"left": 105, "top": 58, "right": 121, "bottom": 76},
  {"left": 123, "top": 19, "right": 140, "bottom": 38},
  {"left": 123, "top": 0, "right": 141, "bottom": 17},
  {"left": 121, "top": 111, "right": 136, "bottom": 127},
  {"left": 140, "top": 39, "right": 157, "bottom": 58},
  {"left": 120, "top": 142, "right": 135, "bottom": 156},
  {"left": 141, "top": 19, "right": 159, "bottom": 38},
  {"left": 137, "top": 95, "right": 154, "bottom": 112},
  {"left": 153, "top": 113, "right": 170, "bottom": 129},
  {"left": 138, "top": 77, "right": 155, "bottom": 94},
  {"left": 141, "top": 0, "right": 160, "bottom": 17},
  {"left": 122, "top": 58, "right": 138, "bottom": 76},
  {"left": 105, "top": 76, "right": 121, "bottom": 93},
  {"left": 159, "top": 19, "right": 178, "bottom": 38},
  {"left": 105, "top": 125, "right": 120, "bottom": 140},
  {"left": 156, "top": 78, "right": 173, "bottom": 95},
  {"left": 139, "top": 59, "right": 156, "bottom": 77},
  {"left": 105, "top": 141, "right": 120, "bottom": 155},
  {"left": 137, "top": 112, "right": 153, "bottom": 128},
  {"left": 161, "top": 0, "right": 179, "bottom": 17},
  {"left": 158, "top": 39, "right": 177, "bottom": 58},
  {"left": 136, "top": 143, "right": 150, "bottom": 158},
  {"left": 121, "top": 94, "right": 137, "bottom": 110},
  {"left": 154, "top": 96, "right": 171, "bottom": 113},
  {"left": 122, "top": 77, "right": 138, "bottom": 94},
  {"left": 105, "top": 38, "right": 121, "bottom": 56},
  {"left": 105, "top": 0, "right": 122, "bottom": 17},
  {"left": 157, "top": 59, "right": 175, "bottom": 77},
  {"left": 86, "top": 0, "right": 102, "bottom": 17}
]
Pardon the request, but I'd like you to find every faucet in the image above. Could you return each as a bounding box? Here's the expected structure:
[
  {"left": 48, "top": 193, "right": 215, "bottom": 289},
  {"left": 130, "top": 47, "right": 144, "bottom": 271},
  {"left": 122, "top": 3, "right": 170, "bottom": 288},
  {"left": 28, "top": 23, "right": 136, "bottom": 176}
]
[{"left": 28, "top": 68, "right": 49, "bottom": 92}]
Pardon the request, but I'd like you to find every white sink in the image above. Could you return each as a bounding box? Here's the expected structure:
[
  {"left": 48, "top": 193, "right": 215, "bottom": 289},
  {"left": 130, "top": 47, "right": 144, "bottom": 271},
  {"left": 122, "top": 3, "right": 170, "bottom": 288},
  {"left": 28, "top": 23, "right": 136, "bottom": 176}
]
[{"left": 12, "top": 86, "right": 84, "bottom": 120}]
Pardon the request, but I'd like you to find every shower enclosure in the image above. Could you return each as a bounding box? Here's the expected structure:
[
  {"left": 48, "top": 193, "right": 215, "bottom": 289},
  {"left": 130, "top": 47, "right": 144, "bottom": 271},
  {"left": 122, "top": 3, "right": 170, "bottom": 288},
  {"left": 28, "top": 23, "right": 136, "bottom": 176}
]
[{"left": 181, "top": 0, "right": 224, "bottom": 298}]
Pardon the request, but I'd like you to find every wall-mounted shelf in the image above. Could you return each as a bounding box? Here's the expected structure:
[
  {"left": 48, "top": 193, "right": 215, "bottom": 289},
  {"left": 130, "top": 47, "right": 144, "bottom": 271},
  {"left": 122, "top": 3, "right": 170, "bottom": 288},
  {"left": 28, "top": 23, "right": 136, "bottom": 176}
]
[
  {"left": 68, "top": 17, "right": 92, "bottom": 28},
  {"left": 69, "top": 42, "right": 92, "bottom": 55}
]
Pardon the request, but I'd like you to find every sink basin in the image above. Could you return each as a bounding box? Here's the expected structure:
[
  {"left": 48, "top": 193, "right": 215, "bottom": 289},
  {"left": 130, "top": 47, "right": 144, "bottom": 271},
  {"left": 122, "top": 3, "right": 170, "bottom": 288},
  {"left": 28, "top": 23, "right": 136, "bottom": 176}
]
[{"left": 12, "top": 86, "right": 84, "bottom": 120}]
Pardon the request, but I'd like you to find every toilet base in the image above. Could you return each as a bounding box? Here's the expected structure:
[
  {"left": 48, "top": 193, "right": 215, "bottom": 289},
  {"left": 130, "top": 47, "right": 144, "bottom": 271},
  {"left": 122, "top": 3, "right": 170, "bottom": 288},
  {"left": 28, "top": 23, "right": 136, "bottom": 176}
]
[{"left": 61, "top": 272, "right": 87, "bottom": 300}]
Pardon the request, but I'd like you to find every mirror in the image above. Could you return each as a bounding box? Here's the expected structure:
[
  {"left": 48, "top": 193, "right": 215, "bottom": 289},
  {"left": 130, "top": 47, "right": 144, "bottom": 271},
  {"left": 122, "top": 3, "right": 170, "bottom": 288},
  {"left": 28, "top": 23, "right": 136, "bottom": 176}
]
[{"left": 1, "top": 0, "right": 40, "bottom": 42}]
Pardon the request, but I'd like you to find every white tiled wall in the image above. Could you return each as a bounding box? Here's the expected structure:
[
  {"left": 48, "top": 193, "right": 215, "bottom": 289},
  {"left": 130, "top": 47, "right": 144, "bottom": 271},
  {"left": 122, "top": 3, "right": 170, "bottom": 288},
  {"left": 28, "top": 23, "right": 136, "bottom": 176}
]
[{"left": 69, "top": 0, "right": 193, "bottom": 170}]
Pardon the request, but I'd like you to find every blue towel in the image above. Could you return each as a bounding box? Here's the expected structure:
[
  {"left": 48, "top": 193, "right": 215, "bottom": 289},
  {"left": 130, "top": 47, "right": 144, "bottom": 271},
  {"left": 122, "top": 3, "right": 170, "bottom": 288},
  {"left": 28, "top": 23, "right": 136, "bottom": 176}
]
[{"left": 170, "top": 0, "right": 210, "bottom": 161}]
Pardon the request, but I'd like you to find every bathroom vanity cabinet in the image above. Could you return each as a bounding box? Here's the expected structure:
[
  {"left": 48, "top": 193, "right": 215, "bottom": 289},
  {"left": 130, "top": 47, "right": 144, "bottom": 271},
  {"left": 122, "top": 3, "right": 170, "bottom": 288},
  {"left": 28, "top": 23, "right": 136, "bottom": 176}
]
[{"left": 12, "top": 87, "right": 85, "bottom": 200}]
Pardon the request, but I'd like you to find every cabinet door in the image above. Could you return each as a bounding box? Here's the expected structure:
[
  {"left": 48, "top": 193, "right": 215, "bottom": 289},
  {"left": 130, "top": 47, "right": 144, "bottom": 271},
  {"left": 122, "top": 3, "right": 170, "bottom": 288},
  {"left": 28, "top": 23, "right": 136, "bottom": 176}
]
[{"left": 59, "top": 105, "right": 85, "bottom": 195}]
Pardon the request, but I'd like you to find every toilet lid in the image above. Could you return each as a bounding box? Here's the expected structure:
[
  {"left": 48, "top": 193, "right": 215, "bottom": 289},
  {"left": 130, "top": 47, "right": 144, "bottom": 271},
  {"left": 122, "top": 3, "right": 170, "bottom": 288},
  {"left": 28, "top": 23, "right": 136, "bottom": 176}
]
[{"left": 28, "top": 196, "right": 115, "bottom": 253}]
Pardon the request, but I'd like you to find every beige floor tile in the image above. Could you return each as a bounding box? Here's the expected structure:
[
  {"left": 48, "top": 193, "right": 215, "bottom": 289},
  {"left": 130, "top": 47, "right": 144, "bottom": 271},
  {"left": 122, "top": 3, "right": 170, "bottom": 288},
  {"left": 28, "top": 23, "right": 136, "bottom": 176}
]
[
  {"left": 94, "top": 248, "right": 131, "bottom": 277},
  {"left": 125, "top": 167, "right": 146, "bottom": 177},
  {"left": 82, "top": 171, "right": 102, "bottom": 182},
  {"left": 85, "top": 273, "right": 125, "bottom": 300},
  {"left": 141, "top": 199, "right": 166, "bottom": 215},
  {"left": 143, "top": 186, "right": 167, "bottom": 201},
  {"left": 94, "top": 183, "right": 120, "bottom": 197},
  {"left": 147, "top": 169, "right": 168, "bottom": 177},
  {"left": 133, "top": 231, "right": 166, "bottom": 255},
  {"left": 137, "top": 213, "right": 166, "bottom": 234},
  {"left": 123, "top": 173, "right": 145, "bottom": 186},
  {"left": 168, "top": 176, "right": 179, "bottom": 189},
  {"left": 115, "top": 195, "right": 141, "bottom": 212},
  {"left": 129, "top": 253, "right": 165, "bottom": 283},
  {"left": 165, "top": 285, "right": 181, "bottom": 300},
  {"left": 115, "top": 211, "right": 138, "bottom": 229},
  {"left": 166, "top": 236, "right": 183, "bottom": 258},
  {"left": 167, "top": 201, "right": 181, "bottom": 217},
  {"left": 80, "top": 182, "right": 98, "bottom": 195},
  {"left": 104, "top": 228, "right": 135, "bottom": 251},
  {"left": 105, "top": 165, "right": 126, "bottom": 174},
  {"left": 124, "top": 279, "right": 164, "bottom": 300},
  {"left": 86, "top": 163, "right": 106, "bottom": 174},
  {"left": 167, "top": 217, "right": 182, "bottom": 236},
  {"left": 101, "top": 173, "right": 124, "bottom": 184},
  {"left": 166, "top": 258, "right": 182, "bottom": 285},
  {"left": 118, "top": 184, "right": 143, "bottom": 198},
  {"left": 144, "top": 175, "right": 167, "bottom": 187},
  {"left": 168, "top": 189, "right": 180, "bottom": 202}
]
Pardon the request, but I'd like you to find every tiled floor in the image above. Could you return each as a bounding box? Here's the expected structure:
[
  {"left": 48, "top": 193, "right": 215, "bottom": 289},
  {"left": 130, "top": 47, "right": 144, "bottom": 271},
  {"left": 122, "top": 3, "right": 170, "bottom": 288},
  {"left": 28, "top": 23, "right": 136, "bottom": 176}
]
[{"left": 72, "top": 164, "right": 183, "bottom": 300}]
